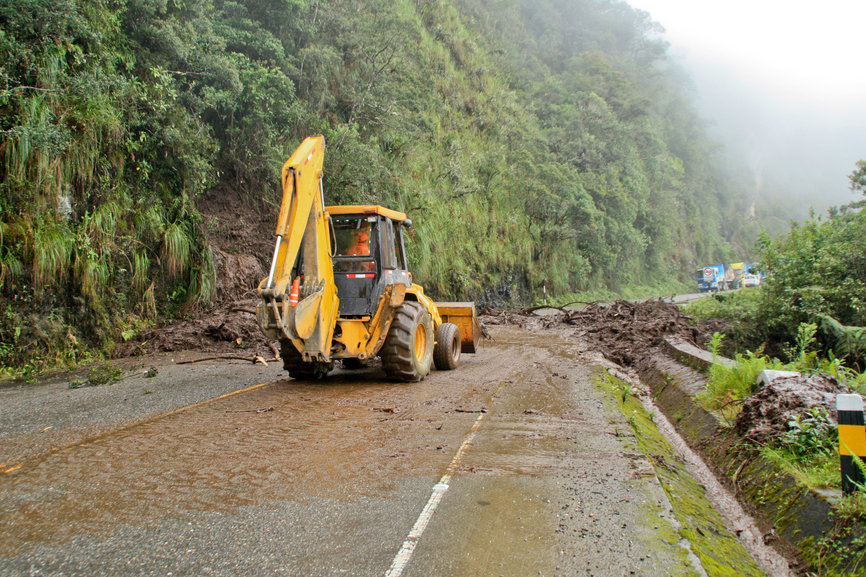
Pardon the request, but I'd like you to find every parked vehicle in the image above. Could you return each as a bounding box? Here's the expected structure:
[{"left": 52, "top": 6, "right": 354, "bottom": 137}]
[
  {"left": 743, "top": 274, "right": 761, "bottom": 288},
  {"left": 730, "top": 262, "right": 747, "bottom": 289},
  {"left": 696, "top": 265, "right": 726, "bottom": 292}
]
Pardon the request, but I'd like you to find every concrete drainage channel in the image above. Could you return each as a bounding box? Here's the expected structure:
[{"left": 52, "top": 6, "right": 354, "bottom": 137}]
[{"left": 626, "top": 337, "right": 866, "bottom": 576}]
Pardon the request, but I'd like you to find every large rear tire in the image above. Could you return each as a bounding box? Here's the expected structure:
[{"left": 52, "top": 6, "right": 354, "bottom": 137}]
[
  {"left": 433, "top": 322, "right": 461, "bottom": 370},
  {"left": 280, "top": 340, "right": 333, "bottom": 380},
  {"left": 381, "top": 301, "right": 434, "bottom": 381}
]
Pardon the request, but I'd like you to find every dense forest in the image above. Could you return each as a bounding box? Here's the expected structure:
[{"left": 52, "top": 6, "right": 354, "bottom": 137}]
[{"left": 1, "top": 0, "right": 775, "bottom": 370}]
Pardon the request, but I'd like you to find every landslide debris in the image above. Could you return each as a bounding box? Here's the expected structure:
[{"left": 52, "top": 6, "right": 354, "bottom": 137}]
[
  {"left": 112, "top": 300, "right": 272, "bottom": 358},
  {"left": 490, "top": 299, "right": 852, "bottom": 452},
  {"left": 734, "top": 373, "right": 850, "bottom": 444},
  {"left": 561, "top": 299, "right": 706, "bottom": 367},
  {"left": 484, "top": 299, "right": 709, "bottom": 367}
]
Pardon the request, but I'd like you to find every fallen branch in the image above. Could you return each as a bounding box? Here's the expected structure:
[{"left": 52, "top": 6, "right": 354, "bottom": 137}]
[
  {"left": 522, "top": 301, "right": 597, "bottom": 315},
  {"left": 176, "top": 355, "right": 277, "bottom": 365},
  {"left": 226, "top": 407, "right": 274, "bottom": 414}
]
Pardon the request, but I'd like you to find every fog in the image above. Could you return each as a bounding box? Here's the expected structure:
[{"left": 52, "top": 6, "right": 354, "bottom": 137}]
[{"left": 627, "top": 0, "right": 866, "bottom": 216}]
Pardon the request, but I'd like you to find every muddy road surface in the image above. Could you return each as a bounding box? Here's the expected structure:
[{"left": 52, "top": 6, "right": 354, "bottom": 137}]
[{"left": 1, "top": 325, "right": 764, "bottom": 576}]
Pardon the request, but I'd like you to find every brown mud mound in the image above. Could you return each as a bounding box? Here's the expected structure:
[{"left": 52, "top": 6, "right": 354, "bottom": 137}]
[
  {"left": 212, "top": 249, "right": 266, "bottom": 301},
  {"left": 734, "top": 373, "right": 850, "bottom": 444},
  {"left": 112, "top": 299, "right": 272, "bottom": 358},
  {"left": 486, "top": 299, "right": 710, "bottom": 369},
  {"left": 562, "top": 299, "right": 706, "bottom": 367}
]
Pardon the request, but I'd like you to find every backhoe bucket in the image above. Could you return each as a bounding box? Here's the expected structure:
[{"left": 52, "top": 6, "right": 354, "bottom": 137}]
[{"left": 435, "top": 302, "right": 481, "bottom": 353}]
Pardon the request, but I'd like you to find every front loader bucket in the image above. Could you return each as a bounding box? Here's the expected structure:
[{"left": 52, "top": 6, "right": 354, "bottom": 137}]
[{"left": 435, "top": 302, "right": 481, "bottom": 353}]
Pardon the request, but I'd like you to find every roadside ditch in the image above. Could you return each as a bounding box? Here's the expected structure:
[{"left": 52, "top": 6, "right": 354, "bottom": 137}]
[{"left": 642, "top": 337, "right": 866, "bottom": 577}]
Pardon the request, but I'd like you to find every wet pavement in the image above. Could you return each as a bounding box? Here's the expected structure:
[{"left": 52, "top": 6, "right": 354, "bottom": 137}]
[{"left": 1, "top": 327, "right": 761, "bottom": 576}]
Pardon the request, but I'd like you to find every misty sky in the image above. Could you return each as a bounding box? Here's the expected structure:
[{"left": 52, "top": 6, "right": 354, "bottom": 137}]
[{"left": 626, "top": 0, "right": 866, "bottom": 212}]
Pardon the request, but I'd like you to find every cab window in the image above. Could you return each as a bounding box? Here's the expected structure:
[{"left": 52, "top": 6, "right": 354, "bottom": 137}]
[
  {"left": 381, "top": 219, "right": 398, "bottom": 270},
  {"left": 395, "top": 225, "right": 407, "bottom": 270},
  {"left": 333, "top": 216, "right": 376, "bottom": 273}
]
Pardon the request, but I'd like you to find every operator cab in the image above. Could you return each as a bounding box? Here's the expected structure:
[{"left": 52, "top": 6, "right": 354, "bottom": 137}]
[{"left": 329, "top": 205, "right": 412, "bottom": 317}]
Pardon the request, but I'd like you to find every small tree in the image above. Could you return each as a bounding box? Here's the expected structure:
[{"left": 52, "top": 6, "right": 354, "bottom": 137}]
[{"left": 850, "top": 159, "right": 866, "bottom": 202}]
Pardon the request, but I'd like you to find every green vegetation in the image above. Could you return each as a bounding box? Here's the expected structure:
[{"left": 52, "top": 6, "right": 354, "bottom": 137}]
[
  {"left": 674, "top": 166, "right": 866, "bottom": 572},
  {"left": 690, "top": 326, "right": 865, "bottom": 498},
  {"left": 685, "top": 162, "right": 866, "bottom": 558},
  {"left": 67, "top": 360, "right": 123, "bottom": 388},
  {"left": 701, "top": 349, "right": 782, "bottom": 421},
  {"left": 0, "top": 0, "right": 786, "bottom": 373},
  {"left": 685, "top": 162, "right": 866, "bottom": 495},
  {"left": 688, "top": 162, "right": 866, "bottom": 369}
]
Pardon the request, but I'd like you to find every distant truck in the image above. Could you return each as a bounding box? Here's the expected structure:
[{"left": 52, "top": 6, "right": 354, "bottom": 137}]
[
  {"left": 742, "top": 273, "right": 761, "bottom": 287},
  {"left": 730, "top": 262, "right": 747, "bottom": 289},
  {"left": 730, "top": 262, "right": 762, "bottom": 289},
  {"left": 697, "top": 262, "right": 760, "bottom": 291},
  {"left": 696, "top": 265, "right": 726, "bottom": 292}
]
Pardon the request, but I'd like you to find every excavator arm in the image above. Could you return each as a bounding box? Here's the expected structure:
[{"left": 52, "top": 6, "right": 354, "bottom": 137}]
[{"left": 257, "top": 136, "right": 339, "bottom": 362}]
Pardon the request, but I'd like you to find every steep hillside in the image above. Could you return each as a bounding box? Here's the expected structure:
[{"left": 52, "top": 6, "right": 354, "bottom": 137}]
[{"left": 1, "top": 0, "right": 757, "bottom": 370}]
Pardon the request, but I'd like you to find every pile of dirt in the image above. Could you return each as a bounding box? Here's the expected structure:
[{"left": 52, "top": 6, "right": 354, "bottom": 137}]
[
  {"left": 112, "top": 299, "right": 274, "bottom": 358},
  {"left": 734, "top": 373, "right": 850, "bottom": 444},
  {"left": 198, "top": 185, "right": 274, "bottom": 301},
  {"left": 560, "top": 299, "right": 707, "bottom": 367},
  {"left": 212, "top": 249, "right": 266, "bottom": 302},
  {"left": 485, "top": 300, "right": 711, "bottom": 372}
]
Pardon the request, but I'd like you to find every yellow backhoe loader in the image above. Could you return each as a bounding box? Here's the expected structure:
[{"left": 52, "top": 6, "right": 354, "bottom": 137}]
[{"left": 256, "top": 136, "right": 480, "bottom": 380}]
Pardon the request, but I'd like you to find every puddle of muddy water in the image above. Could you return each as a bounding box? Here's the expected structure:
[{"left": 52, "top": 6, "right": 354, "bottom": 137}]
[{"left": 0, "top": 379, "right": 477, "bottom": 554}]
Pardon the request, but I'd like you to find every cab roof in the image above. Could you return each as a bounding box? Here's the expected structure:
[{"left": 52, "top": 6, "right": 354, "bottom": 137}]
[{"left": 326, "top": 205, "right": 408, "bottom": 222}]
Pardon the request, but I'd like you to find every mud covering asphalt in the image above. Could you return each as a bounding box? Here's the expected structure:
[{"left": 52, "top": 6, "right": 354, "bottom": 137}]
[
  {"left": 2, "top": 326, "right": 743, "bottom": 576},
  {"left": 110, "top": 295, "right": 845, "bottom": 454},
  {"left": 506, "top": 300, "right": 849, "bottom": 448}
]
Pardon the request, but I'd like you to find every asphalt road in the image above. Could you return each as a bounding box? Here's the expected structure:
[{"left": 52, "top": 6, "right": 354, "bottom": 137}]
[{"left": 0, "top": 325, "right": 762, "bottom": 576}]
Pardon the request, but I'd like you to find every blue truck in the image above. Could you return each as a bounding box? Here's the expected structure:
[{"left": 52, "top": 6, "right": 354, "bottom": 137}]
[{"left": 696, "top": 264, "right": 726, "bottom": 292}]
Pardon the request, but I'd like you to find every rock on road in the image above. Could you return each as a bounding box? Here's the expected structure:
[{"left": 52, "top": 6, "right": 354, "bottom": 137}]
[{"left": 0, "top": 325, "right": 759, "bottom": 576}]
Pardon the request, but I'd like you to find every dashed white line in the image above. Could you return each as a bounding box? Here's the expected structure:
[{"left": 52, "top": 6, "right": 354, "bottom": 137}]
[{"left": 385, "top": 387, "right": 503, "bottom": 577}]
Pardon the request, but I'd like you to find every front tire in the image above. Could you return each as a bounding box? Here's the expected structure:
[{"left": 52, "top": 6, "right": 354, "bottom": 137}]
[
  {"left": 381, "top": 302, "right": 434, "bottom": 381},
  {"left": 433, "top": 322, "right": 461, "bottom": 370}
]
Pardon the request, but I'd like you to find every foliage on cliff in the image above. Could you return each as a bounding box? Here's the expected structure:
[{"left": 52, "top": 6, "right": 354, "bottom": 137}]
[
  {"left": 1, "top": 0, "right": 761, "bottom": 370},
  {"left": 687, "top": 162, "right": 866, "bottom": 368}
]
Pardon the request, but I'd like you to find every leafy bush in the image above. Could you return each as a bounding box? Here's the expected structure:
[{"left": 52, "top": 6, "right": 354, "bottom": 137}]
[
  {"left": 780, "top": 407, "right": 838, "bottom": 460},
  {"left": 699, "top": 340, "right": 783, "bottom": 420},
  {"left": 754, "top": 190, "right": 866, "bottom": 365}
]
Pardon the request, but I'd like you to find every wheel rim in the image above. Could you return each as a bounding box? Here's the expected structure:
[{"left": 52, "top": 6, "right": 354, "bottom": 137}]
[
  {"left": 451, "top": 332, "right": 460, "bottom": 361},
  {"left": 414, "top": 325, "right": 427, "bottom": 361}
]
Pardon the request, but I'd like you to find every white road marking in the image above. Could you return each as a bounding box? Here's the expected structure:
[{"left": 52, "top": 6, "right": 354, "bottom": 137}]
[{"left": 385, "top": 398, "right": 496, "bottom": 577}]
